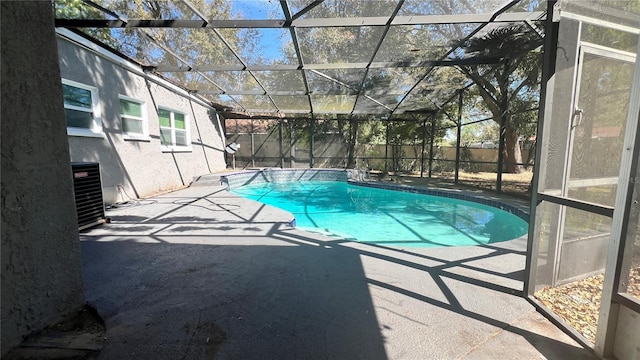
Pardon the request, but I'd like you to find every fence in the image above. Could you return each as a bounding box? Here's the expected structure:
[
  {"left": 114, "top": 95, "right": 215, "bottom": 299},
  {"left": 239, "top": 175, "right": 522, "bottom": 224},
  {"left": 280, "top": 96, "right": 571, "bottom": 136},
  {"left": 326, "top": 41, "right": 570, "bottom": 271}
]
[
  {"left": 224, "top": 116, "right": 536, "bottom": 198},
  {"left": 227, "top": 132, "right": 531, "bottom": 171}
]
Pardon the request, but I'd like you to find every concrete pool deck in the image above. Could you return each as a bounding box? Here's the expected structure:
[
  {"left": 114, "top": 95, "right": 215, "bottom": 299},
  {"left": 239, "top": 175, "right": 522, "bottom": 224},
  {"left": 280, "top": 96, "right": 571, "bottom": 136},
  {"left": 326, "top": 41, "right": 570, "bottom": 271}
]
[{"left": 79, "top": 180, "right": 598, "bottom": 359}]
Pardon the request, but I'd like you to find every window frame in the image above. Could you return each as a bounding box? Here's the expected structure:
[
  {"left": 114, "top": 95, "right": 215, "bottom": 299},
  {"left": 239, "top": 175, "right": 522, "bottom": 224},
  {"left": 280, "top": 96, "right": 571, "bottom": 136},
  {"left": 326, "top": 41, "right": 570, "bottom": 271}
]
[
  {"left": 157, "top": 106, "right": 191, "bottom": 152},
  {"left": 61, "top": 79, "right": 104, "bottom": 138},
  {"left": 119, "top": 95, "right": 150, "bottom": 141}
]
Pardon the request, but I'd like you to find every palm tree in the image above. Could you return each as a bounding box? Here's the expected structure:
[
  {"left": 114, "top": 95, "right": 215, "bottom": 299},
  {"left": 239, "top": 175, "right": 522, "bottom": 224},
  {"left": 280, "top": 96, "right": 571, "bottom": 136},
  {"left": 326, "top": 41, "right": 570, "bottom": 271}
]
[{"left": 458, "top": 24, "right": 543, "bottom": 173}]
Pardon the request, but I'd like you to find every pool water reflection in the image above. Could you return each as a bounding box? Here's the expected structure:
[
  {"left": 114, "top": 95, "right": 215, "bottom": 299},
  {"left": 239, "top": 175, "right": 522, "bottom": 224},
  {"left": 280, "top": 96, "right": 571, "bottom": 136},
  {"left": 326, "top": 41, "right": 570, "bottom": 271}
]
[{"left": 231, "top": 181, "right": 528, "bottom": 247}]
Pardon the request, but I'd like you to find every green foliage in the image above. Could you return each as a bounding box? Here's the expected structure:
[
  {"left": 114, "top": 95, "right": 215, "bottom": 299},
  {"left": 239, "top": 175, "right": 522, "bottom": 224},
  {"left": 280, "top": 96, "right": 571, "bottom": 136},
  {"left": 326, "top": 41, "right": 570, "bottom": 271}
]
[
  {"left": 54, "top": 0, "right": 100, "bottom": 19},
  {"left": 459, "top": 145, "right": 476, "bottom": 172},
  {"left": 357, "top": 120, "right": 386, "bottom": 144},
  {"left": 458, "top": 23, "right": 543, "bottom": 172},
  {"left": 57, "top": 0, "right": 238, "bottom": 92},
  {"left": 460, "top": 120, "right": 499, "bottom": 144},
  {"left": 54, "top": 0, "right": 115, "bottom": 46}
]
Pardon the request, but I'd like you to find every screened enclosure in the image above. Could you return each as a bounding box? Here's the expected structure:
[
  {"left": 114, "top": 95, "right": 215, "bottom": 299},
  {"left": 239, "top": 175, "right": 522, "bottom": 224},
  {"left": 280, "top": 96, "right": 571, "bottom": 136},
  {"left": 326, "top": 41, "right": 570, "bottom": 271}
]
[
  {"left": 223, "top": 90, "right": 538, "bottom": 197},
  {"left": 527, "top": 1, "right": 640, "bottom": 359},
  {"left": 55, "top": 0, "right": 547, "bottom": 197}
]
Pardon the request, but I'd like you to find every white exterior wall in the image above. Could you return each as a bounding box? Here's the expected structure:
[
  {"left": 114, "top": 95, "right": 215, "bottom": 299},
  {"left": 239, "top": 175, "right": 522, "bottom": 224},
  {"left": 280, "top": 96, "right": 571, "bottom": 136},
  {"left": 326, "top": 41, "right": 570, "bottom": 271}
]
[{"left": 57, "top": 35, "right": 226, "bottom": 204}]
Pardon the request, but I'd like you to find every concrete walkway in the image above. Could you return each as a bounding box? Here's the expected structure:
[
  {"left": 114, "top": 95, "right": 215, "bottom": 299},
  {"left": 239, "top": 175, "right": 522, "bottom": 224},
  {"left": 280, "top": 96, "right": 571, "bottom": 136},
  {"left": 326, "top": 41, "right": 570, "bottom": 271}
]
[{"left": 80, "top": 184, "right": 597, "bottom": 359}]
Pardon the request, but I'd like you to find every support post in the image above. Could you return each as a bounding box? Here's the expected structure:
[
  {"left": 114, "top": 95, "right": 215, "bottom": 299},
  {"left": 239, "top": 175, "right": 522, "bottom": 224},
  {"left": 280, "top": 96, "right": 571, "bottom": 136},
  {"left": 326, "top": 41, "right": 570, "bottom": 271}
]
[
  {"left": 384, "top": 122, "right": 390, "bottom": 172},
  {"left": 290, "top": 119, "right": 296, "bottom": 168},
  {"left": 497, "top": 60, "right": 509, "bottom": 193},
  {"left": 421, "top": 118, "right": 427, "bottom": 178},
  {"left": 279, "top": 119, "right": 284, "bottom": 168},
  {"left": 250, "top": 119, "right": 255, "bottom": 168},
  {"left": 454, "top": 90, "right": 463, "bottom": 184},
  {"left": 310, "top": 117, "right": 315, "bottom": 168},
  {"left": 429, "top": 114, "right": 435, "bottom": 178},
  {"left": 525, "top": 0, "right": 558, "bottom": 297}
]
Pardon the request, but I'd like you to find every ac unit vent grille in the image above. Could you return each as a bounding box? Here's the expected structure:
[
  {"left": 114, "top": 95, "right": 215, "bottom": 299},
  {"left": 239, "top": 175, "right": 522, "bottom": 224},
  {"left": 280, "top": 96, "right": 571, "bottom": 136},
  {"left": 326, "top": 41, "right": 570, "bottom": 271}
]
[{"left": 71, "top": 162, "right": 105, "bottom": 230}]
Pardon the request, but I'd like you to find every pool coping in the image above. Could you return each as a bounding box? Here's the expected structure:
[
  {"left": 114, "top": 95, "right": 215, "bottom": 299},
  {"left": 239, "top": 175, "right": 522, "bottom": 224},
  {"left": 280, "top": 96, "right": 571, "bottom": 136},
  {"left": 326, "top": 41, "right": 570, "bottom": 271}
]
[{"left": 219, "top": 168, "right": 530, "bottom": 222}]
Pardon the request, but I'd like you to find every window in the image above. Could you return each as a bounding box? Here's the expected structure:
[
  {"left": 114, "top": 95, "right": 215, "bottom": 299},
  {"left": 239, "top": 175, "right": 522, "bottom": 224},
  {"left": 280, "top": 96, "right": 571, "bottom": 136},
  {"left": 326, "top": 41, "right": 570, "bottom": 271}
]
[
  {"left": 62, "top": 79, "right": 103, "bottom": 138},
  {"left": 119, "top": 96, "right": 149, "bottom": 140},
  {"left": 158, "top": 108, "right": 190, "bottom": 151}
]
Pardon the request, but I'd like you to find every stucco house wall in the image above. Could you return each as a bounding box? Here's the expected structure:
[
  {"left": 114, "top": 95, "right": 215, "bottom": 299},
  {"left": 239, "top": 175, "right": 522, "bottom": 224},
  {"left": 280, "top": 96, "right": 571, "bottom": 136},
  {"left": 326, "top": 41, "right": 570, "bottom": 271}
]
[
  {"left": 1, "top": 2, "right": 85, "bottom": 355},
  {"left": 57, "top": 33, "right": 226, "bottom": 204}
]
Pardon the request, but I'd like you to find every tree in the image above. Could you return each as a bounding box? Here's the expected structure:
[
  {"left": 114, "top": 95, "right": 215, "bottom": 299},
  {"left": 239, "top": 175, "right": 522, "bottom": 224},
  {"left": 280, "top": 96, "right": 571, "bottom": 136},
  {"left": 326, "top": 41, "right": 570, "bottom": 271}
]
[
  {"left": 54, "top": 0, "right": 115, "bottom": 46},
  {"left": 55, "top": 0, "right": 246, "bottom": 94},
  {"left": 460, "top": 120, "right": 499, "bottom": 144},
  {"left": 458, "top": 24, "right": 543, "bottom": 173}
]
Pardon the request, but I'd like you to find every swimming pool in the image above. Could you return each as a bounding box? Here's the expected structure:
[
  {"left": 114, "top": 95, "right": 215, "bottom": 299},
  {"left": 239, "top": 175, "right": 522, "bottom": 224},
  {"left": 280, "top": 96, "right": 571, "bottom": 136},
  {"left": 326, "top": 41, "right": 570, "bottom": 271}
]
[{"left": 230, "top": 179, "right": 528, "bottom": 247}]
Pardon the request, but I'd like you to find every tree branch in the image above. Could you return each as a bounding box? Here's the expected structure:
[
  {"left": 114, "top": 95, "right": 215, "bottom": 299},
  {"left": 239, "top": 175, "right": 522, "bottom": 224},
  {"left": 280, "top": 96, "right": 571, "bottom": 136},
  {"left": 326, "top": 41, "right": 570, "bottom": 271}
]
[
  {"left": 458, "top": 66, "right": 500, "bottom": 114},
  {"left": 509, "top": 78, "right": 530, "bottom": 102}
]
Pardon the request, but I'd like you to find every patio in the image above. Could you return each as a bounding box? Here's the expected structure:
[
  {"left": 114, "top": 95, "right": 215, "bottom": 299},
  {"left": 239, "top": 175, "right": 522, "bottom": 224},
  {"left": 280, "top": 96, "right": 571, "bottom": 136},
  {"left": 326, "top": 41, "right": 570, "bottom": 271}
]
[{"left": 78, "top": 180, "right": 596, "bottom": 359}]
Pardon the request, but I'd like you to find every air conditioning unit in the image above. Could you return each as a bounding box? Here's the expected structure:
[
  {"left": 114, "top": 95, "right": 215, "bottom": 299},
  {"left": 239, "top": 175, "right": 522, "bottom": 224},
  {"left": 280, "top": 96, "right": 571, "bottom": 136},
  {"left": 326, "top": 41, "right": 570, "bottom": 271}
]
[{"left": 71, "top": 162, "right": 106, "bottom": 230}]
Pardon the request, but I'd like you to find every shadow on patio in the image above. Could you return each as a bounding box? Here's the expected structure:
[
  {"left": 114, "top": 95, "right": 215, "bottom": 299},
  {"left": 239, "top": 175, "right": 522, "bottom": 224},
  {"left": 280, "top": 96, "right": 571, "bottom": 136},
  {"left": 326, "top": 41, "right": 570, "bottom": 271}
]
[{"left": 80, "top": 186, "right": 596, "bottom": 359}]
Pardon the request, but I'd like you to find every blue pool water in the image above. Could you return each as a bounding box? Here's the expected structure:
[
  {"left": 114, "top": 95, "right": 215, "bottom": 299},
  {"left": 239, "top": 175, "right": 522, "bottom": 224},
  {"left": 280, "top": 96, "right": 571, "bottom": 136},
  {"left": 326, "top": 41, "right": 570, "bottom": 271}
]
[{"left": 231, "top": 181, "right": 528, "bottom": 247}]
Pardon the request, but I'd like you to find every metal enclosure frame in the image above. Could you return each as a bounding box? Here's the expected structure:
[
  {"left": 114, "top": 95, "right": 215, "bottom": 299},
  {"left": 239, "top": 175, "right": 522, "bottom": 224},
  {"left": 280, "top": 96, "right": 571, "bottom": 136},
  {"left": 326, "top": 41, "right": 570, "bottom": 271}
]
[{"left": 526, "top": 2, "right": 640, "bottom": 358}]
